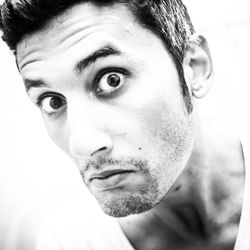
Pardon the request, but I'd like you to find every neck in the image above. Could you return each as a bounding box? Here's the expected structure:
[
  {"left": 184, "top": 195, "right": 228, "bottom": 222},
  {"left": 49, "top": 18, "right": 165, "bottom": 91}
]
[{"left": 119, "top": 126, "right": 245, "bottom": 250}]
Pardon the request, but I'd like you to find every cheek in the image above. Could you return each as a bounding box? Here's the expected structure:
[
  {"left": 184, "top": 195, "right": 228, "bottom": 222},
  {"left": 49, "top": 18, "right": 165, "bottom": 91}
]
[
  {"left": 108, "top": 81, "right": 190, "bottom": 157},
  {"left": 135, "top": 99, "right": 194, "bottom": 193},
  {"left": 43, "top": 117, "right": 70, "bottom": 154},
  {"left": 134, "top": 94, "right": 193, "bottom": 161}
]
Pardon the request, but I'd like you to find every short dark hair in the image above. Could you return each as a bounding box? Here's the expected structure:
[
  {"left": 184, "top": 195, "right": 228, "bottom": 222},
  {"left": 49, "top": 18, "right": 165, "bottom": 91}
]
[{"left": 0, "top": 0, "right": 195, "bottom": 112}]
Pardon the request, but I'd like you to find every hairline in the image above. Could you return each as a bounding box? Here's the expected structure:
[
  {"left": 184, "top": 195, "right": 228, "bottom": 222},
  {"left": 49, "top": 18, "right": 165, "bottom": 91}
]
[{"left": 3, "top": 0, "right": 193, "bottom": 113}]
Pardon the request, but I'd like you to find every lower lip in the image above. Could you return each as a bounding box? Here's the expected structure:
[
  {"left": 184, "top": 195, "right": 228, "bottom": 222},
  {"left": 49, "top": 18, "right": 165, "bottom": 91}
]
[{"left": 90, "top": 172, "right": 133, "bottom": 190}]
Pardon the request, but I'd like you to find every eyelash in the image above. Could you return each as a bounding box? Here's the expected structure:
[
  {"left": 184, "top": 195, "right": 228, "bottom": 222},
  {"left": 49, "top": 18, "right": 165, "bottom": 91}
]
[
  {"left": 94, "top": 67, "right": 130, "bottom": 95},
  {"left": 94, "top": 67, "right": 130, "bottom": 84},
  {"left": 36, "top": 92, "right": 65, "bottom": 109},
  {"left": 35, "top": 67, "right": 131, "bottom": 113}
]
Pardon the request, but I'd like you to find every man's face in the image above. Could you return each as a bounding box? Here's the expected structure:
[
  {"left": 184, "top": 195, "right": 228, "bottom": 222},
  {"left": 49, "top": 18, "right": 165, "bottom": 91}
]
[{"left": 17, "top": 2, "right": 195, "bottom": 217}]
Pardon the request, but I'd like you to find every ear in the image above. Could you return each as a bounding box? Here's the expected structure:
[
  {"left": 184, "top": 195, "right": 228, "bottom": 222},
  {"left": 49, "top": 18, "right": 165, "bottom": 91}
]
[{"left": 182, "top": 35, "right": 213, "bottom": 99}]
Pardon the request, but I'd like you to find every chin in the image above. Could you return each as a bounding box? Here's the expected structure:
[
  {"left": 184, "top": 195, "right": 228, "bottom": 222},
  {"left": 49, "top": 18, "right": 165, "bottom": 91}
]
[{"left": 95, "top": 191, "right": 162, "bottom": 217}]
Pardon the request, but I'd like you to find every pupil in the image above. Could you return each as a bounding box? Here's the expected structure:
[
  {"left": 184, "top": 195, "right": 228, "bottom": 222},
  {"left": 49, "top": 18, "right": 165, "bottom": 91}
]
[
  {"left": 107, "top": 74, "right": 120, "bottom": 87},
  {"left": 50, "top": 97, "right": 62, "bottom": 109}
]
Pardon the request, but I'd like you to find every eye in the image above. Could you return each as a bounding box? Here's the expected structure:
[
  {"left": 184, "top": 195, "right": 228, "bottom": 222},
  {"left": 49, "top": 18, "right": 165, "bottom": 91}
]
[
  {"left": 37, "top": 93, "right": 66, "bottom": 115},
  {"left": 95, "top": 70, "right": 128, "bottom": 96}
]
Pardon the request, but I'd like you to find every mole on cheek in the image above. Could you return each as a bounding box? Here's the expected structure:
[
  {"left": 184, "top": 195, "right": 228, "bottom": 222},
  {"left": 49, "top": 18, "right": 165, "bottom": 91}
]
[{"left": 174, "top": 185, "right": 182, "bottom": 192}]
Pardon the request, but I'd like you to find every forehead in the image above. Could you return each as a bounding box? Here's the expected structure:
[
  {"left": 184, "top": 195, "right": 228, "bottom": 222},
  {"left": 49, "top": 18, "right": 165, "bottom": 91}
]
[{"left": 16, "top": 2, "right": 149, "bottom": 71}]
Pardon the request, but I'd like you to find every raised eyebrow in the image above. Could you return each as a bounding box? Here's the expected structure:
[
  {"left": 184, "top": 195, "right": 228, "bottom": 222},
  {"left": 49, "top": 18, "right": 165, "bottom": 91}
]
[
  {"left": 24, "top": 45, "right": 121, "bottom": 92},
  {"left": 75, "top": 44, "right": 122, "bottom": 74},
  {"left": 24, "top": 79, "right": 50, "bottom": 93}
]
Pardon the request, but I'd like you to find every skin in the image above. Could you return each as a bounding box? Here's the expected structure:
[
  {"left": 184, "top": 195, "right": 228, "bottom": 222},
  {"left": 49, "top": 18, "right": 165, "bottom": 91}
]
[
  {"left": 16, "top": 2, "right": 245, "bottom": 250},
  {"left": 17, "top": 2, "right": 195, "bottom": 215}
]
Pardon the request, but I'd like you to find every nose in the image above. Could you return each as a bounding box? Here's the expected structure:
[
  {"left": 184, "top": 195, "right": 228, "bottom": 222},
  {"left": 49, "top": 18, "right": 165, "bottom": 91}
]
[
  {"left": 69, "top": 128, "right": 113, "bottom": 159},
  {"left": 67, "top": 98, "right": 113, "bottom": 159}
]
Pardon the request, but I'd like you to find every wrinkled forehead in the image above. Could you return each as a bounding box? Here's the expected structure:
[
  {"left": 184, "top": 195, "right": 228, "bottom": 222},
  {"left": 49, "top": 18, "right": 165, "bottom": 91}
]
[{"left": 16, "top": 2, "right": 138, "bottom": 69}]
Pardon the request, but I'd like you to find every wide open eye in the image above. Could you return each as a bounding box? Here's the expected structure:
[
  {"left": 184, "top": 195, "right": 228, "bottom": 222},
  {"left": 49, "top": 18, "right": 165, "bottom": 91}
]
[
  {"left": 38, "top": 93, "right": 66, "bottom": 115},
  {"left": 95, "top": 71, "right": 127, "bottom": 96}
]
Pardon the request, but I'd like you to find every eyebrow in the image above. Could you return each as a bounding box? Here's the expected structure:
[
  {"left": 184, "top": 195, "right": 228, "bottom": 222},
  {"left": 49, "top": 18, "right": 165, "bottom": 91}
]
[
  {"left": 75, "top": 44, "right": 121, "bottom": 74},
  {"left": 24, "top": 44, "right": 122, "bottom": 93},
  {"left": 24, "top": 79, "right": 49, "bottom": 93}
]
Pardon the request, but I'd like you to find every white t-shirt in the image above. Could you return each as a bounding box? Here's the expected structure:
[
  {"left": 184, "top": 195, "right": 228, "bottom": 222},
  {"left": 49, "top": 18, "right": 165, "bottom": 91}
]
[
  {"left": 36, "top": 133, "right": 250, "bottom": 250},
  {"left": 35, "top": 192, "right": 134, "bottom": 250}
]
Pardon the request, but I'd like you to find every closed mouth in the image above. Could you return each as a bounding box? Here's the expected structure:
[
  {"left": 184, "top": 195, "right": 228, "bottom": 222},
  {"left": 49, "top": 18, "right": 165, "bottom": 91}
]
[{"left": 89, "top": 169, "right": 135, "bottom": 181}]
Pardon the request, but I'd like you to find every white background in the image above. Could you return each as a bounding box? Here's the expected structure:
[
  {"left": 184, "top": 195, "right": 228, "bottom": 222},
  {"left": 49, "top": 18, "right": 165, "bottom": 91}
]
[{"left": 0, "top": 0, "right": 250, "bottom": 249}]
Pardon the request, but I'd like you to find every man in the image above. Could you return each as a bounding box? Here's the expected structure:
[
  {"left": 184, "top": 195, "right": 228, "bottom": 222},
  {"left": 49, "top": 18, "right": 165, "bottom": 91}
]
[{"left": 0, "top": 0, "right": 249, "bottom": 249}]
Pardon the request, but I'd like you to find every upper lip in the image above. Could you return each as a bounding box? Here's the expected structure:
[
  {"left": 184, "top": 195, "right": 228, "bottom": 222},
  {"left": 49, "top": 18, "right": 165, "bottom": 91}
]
[{"left": 88, "top": 169, "right": 135, "bottom": 181}]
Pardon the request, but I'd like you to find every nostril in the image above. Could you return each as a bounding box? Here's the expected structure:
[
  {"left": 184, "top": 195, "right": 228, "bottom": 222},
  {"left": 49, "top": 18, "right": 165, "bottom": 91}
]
[{"left": 90, "top": 147, "right": 108, "bottom": 157}]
